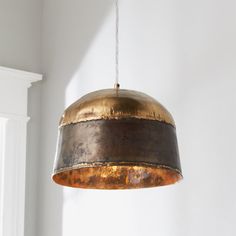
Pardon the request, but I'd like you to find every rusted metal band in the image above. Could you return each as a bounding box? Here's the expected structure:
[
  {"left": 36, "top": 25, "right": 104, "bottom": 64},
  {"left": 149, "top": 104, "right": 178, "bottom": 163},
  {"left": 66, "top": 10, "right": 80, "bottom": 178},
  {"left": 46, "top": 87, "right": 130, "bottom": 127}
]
[{"left": 53, "top": 118, "right": 181, "bottom": 175}]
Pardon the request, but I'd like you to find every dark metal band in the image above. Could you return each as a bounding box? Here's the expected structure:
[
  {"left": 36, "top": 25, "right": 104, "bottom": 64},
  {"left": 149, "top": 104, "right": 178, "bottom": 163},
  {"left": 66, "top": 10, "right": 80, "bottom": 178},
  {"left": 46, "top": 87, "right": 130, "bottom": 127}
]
[{"left": 53, "top": 119, "right": 181, "bottom": 174}]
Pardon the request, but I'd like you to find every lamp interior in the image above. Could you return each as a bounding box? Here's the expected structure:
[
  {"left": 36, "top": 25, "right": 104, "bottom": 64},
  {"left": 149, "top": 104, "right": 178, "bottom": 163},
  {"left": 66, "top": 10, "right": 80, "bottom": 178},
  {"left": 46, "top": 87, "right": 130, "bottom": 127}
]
[{"left": 52, "top": 165, "right": 182, "bottom": 189}]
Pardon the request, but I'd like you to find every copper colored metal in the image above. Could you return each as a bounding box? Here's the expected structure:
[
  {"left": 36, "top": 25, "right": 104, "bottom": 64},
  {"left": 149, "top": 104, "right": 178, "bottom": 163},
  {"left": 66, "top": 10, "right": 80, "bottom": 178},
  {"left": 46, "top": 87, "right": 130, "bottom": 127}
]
[
  {"left": 59, "top": 89, "right": 175, "bottom": 127},
  {"left": 53, "top": 89, "right": 182, "bottom": 189}
]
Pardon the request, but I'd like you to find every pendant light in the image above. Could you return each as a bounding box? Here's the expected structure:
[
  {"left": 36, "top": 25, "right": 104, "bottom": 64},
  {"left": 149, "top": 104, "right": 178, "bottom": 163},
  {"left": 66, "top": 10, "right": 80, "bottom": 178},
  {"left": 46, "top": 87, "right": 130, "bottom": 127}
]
[{"left": 52, "top": 0, "right": 182, "bottom": 189}]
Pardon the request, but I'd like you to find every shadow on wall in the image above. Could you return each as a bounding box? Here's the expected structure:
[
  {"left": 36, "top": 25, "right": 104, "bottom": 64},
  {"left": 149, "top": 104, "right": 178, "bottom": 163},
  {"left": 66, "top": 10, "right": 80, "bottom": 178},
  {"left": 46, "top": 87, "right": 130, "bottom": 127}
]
[{"left": 36, "top": 1, "right": 113, "bottom": 236}]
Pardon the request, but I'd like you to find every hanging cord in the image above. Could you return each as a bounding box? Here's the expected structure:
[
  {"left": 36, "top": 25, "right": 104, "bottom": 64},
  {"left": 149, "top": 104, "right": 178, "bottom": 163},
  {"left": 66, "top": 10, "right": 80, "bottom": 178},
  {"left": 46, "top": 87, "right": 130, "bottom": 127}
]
[{"left": 114, "top": 0, "right": 120, "bottom": 91}]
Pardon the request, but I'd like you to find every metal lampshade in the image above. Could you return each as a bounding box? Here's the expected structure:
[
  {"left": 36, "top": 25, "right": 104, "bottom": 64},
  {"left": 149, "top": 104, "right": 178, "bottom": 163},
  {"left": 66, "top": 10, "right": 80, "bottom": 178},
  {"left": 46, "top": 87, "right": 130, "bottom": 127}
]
[{"left": 52, "top": 89, "right": 182, "bottom": 189}]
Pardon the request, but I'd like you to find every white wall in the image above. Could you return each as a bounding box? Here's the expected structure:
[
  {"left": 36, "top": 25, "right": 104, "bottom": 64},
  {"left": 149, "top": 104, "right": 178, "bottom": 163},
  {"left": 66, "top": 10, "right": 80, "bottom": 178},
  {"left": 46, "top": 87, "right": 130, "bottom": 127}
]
[
  {"left": 0, "top": 0, "right": 42, "bottom": 73},
  {"left": 38, "top": 0, "right": 236, "bottom": 236}
]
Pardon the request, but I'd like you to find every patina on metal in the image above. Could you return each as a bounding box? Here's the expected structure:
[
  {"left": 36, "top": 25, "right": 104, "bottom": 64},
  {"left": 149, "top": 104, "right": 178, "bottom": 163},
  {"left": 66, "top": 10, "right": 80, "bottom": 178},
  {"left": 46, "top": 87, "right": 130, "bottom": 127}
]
[{"left": 52, "top": 89, "right": 182, "bottom": 189}]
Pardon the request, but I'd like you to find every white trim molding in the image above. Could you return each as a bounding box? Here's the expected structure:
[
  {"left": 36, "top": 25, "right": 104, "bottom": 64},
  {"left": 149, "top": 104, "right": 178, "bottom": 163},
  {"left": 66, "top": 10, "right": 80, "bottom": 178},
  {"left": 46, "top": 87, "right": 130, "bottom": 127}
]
[
  {"left": 0, "top": 67, "right": 42, "bottom": 236},
  {"left": 0, "top": 66, "right": 42, "bottom": 86}
]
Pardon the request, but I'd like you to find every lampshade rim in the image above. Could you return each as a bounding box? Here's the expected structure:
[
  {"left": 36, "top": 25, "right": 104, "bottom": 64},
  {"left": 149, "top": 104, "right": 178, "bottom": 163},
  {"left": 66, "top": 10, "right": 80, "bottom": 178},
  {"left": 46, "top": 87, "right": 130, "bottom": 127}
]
[
  {"left": 52, "top": 162, "right": 182, "bottom": 178},
  {"left": 52, "top": 162, "right": 182, "bottom": 189}
]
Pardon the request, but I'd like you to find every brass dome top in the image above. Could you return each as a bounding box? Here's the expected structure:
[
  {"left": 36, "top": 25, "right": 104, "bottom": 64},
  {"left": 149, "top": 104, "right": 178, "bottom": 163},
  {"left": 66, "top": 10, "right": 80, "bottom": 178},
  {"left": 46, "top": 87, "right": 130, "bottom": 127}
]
[{"left": 60, "top": 89, "right": 175, "bottom": 127}]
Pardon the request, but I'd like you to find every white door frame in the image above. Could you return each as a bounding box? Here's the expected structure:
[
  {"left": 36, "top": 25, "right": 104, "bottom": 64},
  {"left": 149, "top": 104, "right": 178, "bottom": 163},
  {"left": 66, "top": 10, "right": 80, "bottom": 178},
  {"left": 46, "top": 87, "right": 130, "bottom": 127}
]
[{"left": 0, "top": 67, "right": 42, "bottom": 236}]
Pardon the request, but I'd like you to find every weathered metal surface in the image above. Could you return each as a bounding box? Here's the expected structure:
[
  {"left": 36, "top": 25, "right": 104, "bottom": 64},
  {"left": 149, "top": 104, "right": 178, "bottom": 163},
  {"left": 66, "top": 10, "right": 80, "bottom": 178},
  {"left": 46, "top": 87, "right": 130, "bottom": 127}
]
[
  {"left": 53, "top": 165, "right": 181, "bottom": 189},
  {"left": 53, "top": 118, "right": 182, "bottom": 189},
  {"left": 59, "top": 89, "right": 175, "bottom": 127}
]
